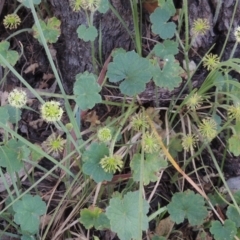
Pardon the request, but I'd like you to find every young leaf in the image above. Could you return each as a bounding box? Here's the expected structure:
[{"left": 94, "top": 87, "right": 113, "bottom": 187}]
[
  {"left": 32, "top": 17, "right": 61, "bottom": 44},
  {"left": 0, "top": 106, "right": 10, "bottom": 124},
  {"left": 107, "top": 51, "right": 152, "bottom": 96},
  {"left": 98, "top": 0, "right": 109, "bottom": 13},
  {"left": 0, "top": 139, "right": 26, "bottom": 173},
  {"left": 228, "top": 134, "right": 240, "bottom": 156},
  {"left": 226, "top": 206, "right": 240, "bottom": 228},
  {"left": 233, "top": 190, "right": 240, "bottom": 205},
  {"left": 167, "top": 190, "right": 208, "bottom": 226},
  {"left": 210, "top": 220, "right": 237, "bottom": 240},
  {"left": 152, "top": 237, "right": 167, "bottom": 240},
  {"left": 150, "top": 7, "right": 176, "bottom": 39},
  {"left": 73, "top": 71, "right": 102, "bottom": 110},
  {"left": 130, "top": 153, "right": 168, "bottom": 185},
  {"left": 77, "top": 25, "right": 98, "bottom": 42},
  {"left": 0, "top": 41, "right": 19, "bottom": 67},
  {"left": 82, "top": 142, "right": 113, "bottom": 182},
  {"left": 153, "top": 40, "right": 179, "bottom": 58},
  {"left": 21, "top": 235, "right": 36, "bottom": 240},
  {"left": 79, "top": 206, "right": 110, "bottom": 230},
  {"left": 17, "top": 0, "right": 41, "bottom": 8},
  {"left": 106, "top": 191, "right": 149, "bottom": 240},
  {"left": 208, "top": 192, "right": 226, "bottom": 207},
  {"left": 13, "top": 194, "right": 46, "bottom": 234},
  {"left": 4, "top": 105, "right": 21, "bottom": 124},
  {"left": 152, "top": 55, "right": 183, "bottom": 90},
  {"left": 158, "top": 0, "right": 176, "bottom": 16}
]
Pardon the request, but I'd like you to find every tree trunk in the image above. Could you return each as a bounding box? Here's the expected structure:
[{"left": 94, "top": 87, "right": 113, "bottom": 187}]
[
  {"left": 49, "top": 0, "right": 240, "bottom": 99},
  {"left": 49, "top": 0, "right": 134, "bottom": 93}
]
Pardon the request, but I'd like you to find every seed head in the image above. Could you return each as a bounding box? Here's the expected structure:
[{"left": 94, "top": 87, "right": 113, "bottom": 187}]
[
  {"left": 185, "top": 92, "right": 203, "bottom": 110},
  {"left": 3, "top": 14, "right": 21, "bottom": 30},
  {"left": 191, "top": 18, "right": 210, "bottom": 36},
  {"left": 97, "top": 127, "right": 112, "bottom": 142},
  {"left": 8, "top": 89, "right": 27, "bottom": 108},
  {"left": 130, "top": 112, "right": 149, "bottom": 131},
  {"left": 228, "top": 103, "right": 240, "bottom": 122},
  {"left": 41, "top": 101, "right": 64, "bottom": 122},
  {"left": 234, "top": 26, "right": 240, "bottom": 43},
  {"left": 142, "top": 131, "right": 159, "bottom": 153},
  {"left": 202, "top": 53, "right": 220, "bottom": 71},
  {"left": 100, "top": 155, "right": 123, "bottom": 173},
  {"left": 42, "top": 133, "right": 66, "bottom": 158},
  {"left": 198, "top": 118, "right": 217, "bottom": 142},
  {"left": 182, "top": 134, "right": 198, "bottom": 151},
  {"left": 81, "top": 0, "right": 100, "bottom": 11},
  {"left": 69, "top": 0, "right": 100, "bottom": 11}
]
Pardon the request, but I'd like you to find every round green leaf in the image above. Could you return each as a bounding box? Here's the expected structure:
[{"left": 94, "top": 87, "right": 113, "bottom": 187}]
[
  {"left": 18, "top": 0, "right": 41, "bottom": 8},
  {"left": 82, "top": 143, "right": 112, "bottom": 182},
  {"left": 107, "top": 51, "right": 152, "bottom": 96},
  {"left": 131, "top": 153, "right": 168, "bottom": 185},
  {"left": 98, "top": 0, "right": 109, "bottom": 13},
  {"left": 73, "top": 71, "right": 102, "bottom": 110},
  {"left": 77, "top": 25, "right": 98, "bottom": 42},
  {"left": 32, "top": 17, "right": 61, "bottom": 44},
  {"left": 150, "top": 7, "right": 176, "bottom": 39},
  {"left": 0, "top": 41, "right": 19, "bottom": 67},
  {"left": 210, "top": 220, "right": 237, "bottom": 240},
  {"left": 106, "top": 191, "right": 149, "bottom": 240},
  {"left": 13, "top": 194, "right": 46, "bottom": 234},
  {"left": 167, "top": 190, "right": 208, "bottom": 226}
]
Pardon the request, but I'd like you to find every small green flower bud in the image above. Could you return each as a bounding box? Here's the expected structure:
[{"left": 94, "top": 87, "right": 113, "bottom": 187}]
[{"left": 65, "top": 123, "right": 73, "bottom": 131}]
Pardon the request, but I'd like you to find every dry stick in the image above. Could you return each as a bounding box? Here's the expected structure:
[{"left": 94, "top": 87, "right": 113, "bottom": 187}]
[{"left": 145, "top": 113, "right": 225, "bottom": 223}]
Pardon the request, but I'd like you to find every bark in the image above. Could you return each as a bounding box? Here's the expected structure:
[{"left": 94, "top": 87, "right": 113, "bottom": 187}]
[
  {"left": 49, "top": 0, "right": 134, "bottom": 92},
  {"left": 49, "top": 0, "right": 240, "bottom": 99}
]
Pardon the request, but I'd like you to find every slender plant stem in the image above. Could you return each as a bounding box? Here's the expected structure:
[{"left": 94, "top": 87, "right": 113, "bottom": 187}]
[{"left": 28, "top": 1, "right": 81, "bottom": 141}]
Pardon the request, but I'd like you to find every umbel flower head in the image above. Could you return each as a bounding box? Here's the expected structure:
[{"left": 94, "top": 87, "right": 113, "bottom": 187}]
[
  {"left": 97, "top": 127, "right": 112, "bottom": 142},
  {"left": 3, "top": 14, "right": 21, "bottom": 30},
  {"left": 182, "top": 134, "right": 199, "bottom": 151},
  {"left": 41, "top": 101, "right": 64, "bottom": 122},
  {"left": 185, "top": 92, "right": 203, "bottom": 110},
  {"left": 81, "top": 0, "right": 100, "bottom": 11},
  {"left": 8, "top": 89, "right": 27, "bottom": 108},
  {"left": 100, "top": 155, "right": 123, "bottom": 174},
  {"left": 198, "top": 118, "right": 217, "bottom": 142},
  {"left": 42, "top": 133, "right": 66, "bottom": 158},
  {"left": 234, "top": 26, "right": 240, "bottom": 43},
  {"left": 69, "top": 0, "right": 82, "bottom": 11},
  {"left": 191, "top": 18, "right": 210, "bottom": 36},
  {"left": 130, "top": 112, "right": 149, "bottom": 131},
  {"left": 202, "top": 53, "right": 220, "bottom": 71},
  {"left": 142, "top": 131, "right": 159, "bottom": 153},
  {"left": 69, "top": 0, "right": 100, "bottom": 11},
  {"left": 228, "top": 103, "right": 240, "bottom": 122}
]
